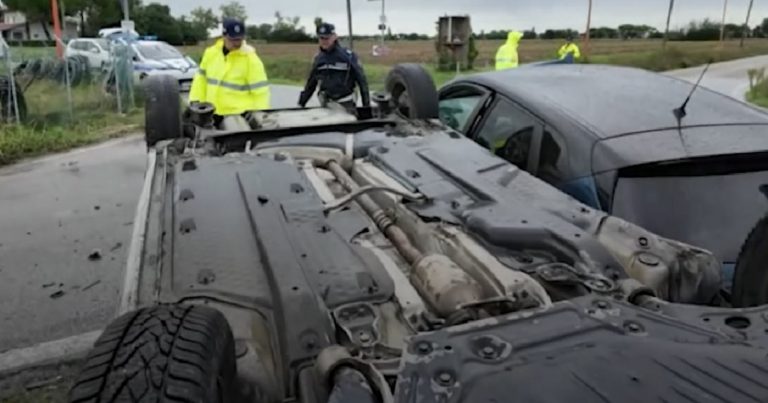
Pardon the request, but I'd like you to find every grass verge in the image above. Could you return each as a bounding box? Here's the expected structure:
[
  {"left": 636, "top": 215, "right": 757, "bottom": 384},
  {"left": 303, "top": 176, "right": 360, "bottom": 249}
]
[
  {"left": 0, "top": 79, "right": 143, "bottom": 166},
  {"left": 746, "top": 67, "right": 768, "bottom": 108}
]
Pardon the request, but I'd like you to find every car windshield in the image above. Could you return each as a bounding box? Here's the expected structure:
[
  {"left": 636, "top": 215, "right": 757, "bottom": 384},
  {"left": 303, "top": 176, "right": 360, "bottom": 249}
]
[
  {"left": 135, "top": 42, "right": 182, "bottom": 60},
  {"left": 611, "top": 170, "right": 768, "bottom": 264}
]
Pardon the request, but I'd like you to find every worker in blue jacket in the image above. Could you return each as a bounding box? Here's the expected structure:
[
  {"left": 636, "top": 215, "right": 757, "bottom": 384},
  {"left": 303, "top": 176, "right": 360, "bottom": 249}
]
[{"left": 298, "top": 22, "right": 370, "bottom": 110}]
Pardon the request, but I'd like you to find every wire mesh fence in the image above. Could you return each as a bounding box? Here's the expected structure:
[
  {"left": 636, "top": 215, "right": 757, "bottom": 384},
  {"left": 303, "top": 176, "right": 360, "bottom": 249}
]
[{"left": 0, "top": 35, "right": 139, "bottom": 128}]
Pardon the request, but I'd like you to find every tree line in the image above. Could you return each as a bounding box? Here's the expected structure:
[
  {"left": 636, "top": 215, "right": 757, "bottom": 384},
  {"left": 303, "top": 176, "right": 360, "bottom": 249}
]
[{"left": 478, "top": 19, "right": 768, "bottom": 41}]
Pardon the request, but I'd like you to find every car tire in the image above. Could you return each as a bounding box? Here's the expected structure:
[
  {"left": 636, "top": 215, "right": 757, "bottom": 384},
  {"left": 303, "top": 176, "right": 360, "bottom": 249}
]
[
  {"left": 385, "top": 63, "right": 439, "bottom": 119},
  {"left": 732, "top": 213, "right": 768, "bottom": 307},
  {"left": 68, "top": 304, "right": 237, "bottom": 403},
  {"left": 144, "top": 74, "right": 182, "bottom": 147}
]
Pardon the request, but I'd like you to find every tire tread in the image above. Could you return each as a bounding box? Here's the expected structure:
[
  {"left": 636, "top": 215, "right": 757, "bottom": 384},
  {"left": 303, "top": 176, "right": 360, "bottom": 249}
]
[{"left": 68, "top": 304, "right": 235, "bottom": 403}]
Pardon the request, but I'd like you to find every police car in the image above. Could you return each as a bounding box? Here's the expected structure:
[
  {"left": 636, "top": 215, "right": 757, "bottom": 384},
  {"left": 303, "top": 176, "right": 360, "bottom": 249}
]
[{"left": 129, "top": 40, "right": 198, "bottom": 91}]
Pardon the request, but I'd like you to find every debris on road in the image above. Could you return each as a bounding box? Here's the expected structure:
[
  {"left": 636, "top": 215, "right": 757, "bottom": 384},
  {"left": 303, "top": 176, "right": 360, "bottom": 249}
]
[
  {"left": 42, "top": 282, "right": 55, "bottom": 288},
  {"left": 49, "top": 290, "right": 65, "bottom": 299},
  {"left": 110, "top": 242, "right": 122, "bottom": 252},
  {"left": 82, "top": 280, "right": 101, "bottom": 291},
  {"left": 88, "top": 249, "right": 102, "bottom": 261},
  {"left": 94, "top": 205, "right": 100, "bottom": 211}
]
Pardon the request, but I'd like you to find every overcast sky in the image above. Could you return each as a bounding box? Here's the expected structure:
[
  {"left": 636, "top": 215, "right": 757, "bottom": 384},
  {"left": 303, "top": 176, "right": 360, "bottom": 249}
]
[{"left": 151, "top": 0, "right": 768, "bottom": 35}]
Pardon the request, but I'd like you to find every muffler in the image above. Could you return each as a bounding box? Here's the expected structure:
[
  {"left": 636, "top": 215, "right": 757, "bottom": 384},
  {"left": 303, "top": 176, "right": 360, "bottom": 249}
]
[{"left": 326, "top": 161, "right": 483, "bottom": 318}]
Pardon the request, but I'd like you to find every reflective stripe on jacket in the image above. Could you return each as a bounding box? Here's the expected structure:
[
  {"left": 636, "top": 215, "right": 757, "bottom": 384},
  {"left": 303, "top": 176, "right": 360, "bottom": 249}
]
[
  {"left": 558, "top": 43, "right": 581, "bottom": 60},
  {"left": 189, "top": 39, "right": 270, "bottom": 115},
  {"left": 495, "top": 31, "right": 523, "bottom": 71}
]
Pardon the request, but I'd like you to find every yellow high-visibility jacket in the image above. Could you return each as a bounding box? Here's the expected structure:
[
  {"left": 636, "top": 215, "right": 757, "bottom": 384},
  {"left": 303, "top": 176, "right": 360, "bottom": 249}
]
[
  {"left": 558, "top": 42, "right": 581, "bottom": 60},
  {"left": 495, "top": 31, "right": 523, "bottom": 71},
  {"left": 190, "top": 39, "right": 270, "bottom": 115}
]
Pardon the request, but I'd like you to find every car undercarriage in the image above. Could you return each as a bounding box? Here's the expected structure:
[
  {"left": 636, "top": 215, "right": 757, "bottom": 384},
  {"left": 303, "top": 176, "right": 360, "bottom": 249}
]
[{"left": 67, "top": 66, "right": 768, "bottom": 403}]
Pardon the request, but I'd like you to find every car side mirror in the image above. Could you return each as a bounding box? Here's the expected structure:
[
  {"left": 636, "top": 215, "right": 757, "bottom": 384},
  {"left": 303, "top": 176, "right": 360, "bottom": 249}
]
[{"left": 91, "top": 48, "right": 100, "bottom": 54}]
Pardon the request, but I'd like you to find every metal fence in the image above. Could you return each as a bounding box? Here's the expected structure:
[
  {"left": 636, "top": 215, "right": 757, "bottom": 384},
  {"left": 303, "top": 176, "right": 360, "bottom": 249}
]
[{"left": 0, "top": 35, "right": 137, "bottom": 127}]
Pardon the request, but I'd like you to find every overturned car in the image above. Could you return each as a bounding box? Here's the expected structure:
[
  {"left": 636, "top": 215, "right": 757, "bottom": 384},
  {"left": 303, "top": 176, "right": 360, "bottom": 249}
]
[{"left": 69, "top": 65, "right": 768, "bottom": 403}]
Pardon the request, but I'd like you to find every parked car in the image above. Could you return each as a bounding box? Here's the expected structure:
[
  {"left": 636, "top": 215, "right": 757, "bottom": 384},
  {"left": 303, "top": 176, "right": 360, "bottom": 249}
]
[
  {"left": 65, "top": 38, "right": 112, "bottom": 71},
  {"left": 438, "top": 64, "right": 768, "bottom": 292},
  {"left": 129, "top": 40, "right": 198, "bottom": 91}
]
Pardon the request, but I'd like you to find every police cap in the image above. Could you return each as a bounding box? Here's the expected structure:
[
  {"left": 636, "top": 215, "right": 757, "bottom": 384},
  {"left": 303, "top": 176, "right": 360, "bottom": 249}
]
[
  {"left": 316, "top": 22, "right": 336, "bottom": 38},
  {"left": 223, "top": 18, "right": 246, "bottom": 39}
]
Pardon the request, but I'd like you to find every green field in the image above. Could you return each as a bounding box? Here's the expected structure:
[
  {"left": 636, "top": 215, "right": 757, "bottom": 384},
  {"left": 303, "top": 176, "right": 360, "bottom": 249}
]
[
  {"left": 180, "top": 38, "right": 768, "bottom": 87},
  {"left": 3, "top": 38, "right": 768, "bottom": 165}
]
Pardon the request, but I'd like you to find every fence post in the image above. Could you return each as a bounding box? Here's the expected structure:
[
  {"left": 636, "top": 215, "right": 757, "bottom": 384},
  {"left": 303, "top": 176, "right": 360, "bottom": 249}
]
[{"left": 1, "top": 38, "right": 21, "bottom": 125}]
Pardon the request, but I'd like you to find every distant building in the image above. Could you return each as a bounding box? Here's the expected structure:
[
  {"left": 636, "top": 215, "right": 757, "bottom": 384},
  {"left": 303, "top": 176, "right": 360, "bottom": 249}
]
[{"left": 0, "top": 0, "right": 79, "bottom": 42}]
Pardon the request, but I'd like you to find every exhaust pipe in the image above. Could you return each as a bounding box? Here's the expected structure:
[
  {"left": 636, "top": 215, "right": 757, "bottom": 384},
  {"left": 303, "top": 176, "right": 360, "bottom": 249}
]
[{"left": 326, "top": 161, "right": 483, "bottom": 318}]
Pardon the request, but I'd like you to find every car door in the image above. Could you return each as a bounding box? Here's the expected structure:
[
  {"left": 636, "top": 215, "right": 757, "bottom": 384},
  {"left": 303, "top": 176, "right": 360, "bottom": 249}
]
[
  {"left": 67, "top": 40, "right": 84, "bottom": 59},
  {"left": 81, "top": 41, "right": 96, "bottom": 69}
]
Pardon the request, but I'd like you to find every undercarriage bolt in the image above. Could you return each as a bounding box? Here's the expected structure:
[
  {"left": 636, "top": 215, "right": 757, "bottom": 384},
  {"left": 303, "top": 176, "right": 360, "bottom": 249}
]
[
  {"left": 436, "top": 371, "right": 454, "bottom": 386},
  {"left": 416, "top": 342, "right": 432, "bottom": 355},
  {"left": 624, "top": 321, "right": 644, "bottom": 333}
]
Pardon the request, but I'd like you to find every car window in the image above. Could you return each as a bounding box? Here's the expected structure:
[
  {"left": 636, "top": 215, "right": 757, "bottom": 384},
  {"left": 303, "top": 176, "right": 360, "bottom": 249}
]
[
  {"left": 94, "top": 39, "right": 111, "bottom": 51},
  {"left": 538, "top": 128, "right": 566, "bottom": 183},
  {"left": 612, "top": 171, "right": 768, "bottom": 264},
  {"left": 135, "top": 42, "right": 182, "bottom": 60},
  {"left": 71, "top": 41, "right": 84, "bottom": 50},
  {"left": 476, "top": 98, "right": 538, "bottom": 170},
  {"left": 87, "top": 42, "right": 100, "bottom": 52},
  {"left": 438, "top": 96, "right": 482, "bottom": 133}
]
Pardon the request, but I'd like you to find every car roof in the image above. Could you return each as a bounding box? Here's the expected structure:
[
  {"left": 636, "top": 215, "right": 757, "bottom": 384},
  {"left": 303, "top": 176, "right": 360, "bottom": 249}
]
[{"left": 456, "top": 64, "right": 768, "bottom": 139}]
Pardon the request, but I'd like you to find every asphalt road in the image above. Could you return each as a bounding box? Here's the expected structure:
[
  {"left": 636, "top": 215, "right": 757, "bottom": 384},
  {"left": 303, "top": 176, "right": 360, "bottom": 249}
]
[
  {"left": 0, "top": 85, "right": 306, "bottom": 353},
  {"left": 1, "top": 57, "right": 767, "bottom": 355},
  {"left": 665, "top": 54, "right": 768, "bottom": 101}
]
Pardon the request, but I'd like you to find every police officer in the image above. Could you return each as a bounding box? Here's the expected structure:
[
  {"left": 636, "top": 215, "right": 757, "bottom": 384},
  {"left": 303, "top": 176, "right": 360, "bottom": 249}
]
[
  {"left": 190, "top": 18, "right": 270, "bottom": 121},
  {"left": 298, "top": 22, "right": 370, "bottom": 110}
]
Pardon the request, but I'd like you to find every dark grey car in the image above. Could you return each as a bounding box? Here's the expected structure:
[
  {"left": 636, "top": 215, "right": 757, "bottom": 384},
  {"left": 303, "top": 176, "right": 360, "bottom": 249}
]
[{"left": 438, "top": 64, "right": 768, "bottom": 291}]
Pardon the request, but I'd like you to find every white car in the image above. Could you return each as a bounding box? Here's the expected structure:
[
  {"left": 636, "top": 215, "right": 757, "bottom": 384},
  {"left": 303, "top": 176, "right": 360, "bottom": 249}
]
[
  {"left": 65, "top": 38, "right": 112, "bottom": 71},
  {"left": 130, "top": 40, "right": 198, "bottom": 92}
]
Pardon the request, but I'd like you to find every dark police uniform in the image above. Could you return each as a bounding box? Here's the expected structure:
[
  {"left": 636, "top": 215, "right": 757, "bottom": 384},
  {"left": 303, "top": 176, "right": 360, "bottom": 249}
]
[{"left": 298, "top": 23, "right": 370, "bottom": 109}]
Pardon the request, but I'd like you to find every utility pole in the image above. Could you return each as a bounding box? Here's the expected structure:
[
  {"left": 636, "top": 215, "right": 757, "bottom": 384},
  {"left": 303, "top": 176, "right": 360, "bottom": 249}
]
[
  {"left": 51, "top": 0, "right": 63, "bottom": 58},
  {"left": 585, "top": 0, "right": 592, "bottom": 58},
  {"left": 346, "top": 0, "right": 354, "bottom": 50},
  {"left": 122, "top": 0, "right": 130, "bottom": 20},
  {"left": 663, "top": 0, "right": 675, "bottom": 49},
  {"left": 380, "top": 0, "right": 386, "bottom": 49},
  {"left": 741, "top": 0, "right": 755, "bottom": 47},
  {"left": 720, "top": 0, "right": 729, "bottom": 42}
]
